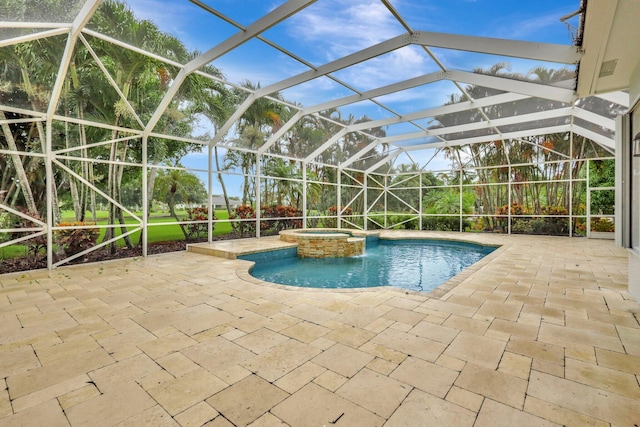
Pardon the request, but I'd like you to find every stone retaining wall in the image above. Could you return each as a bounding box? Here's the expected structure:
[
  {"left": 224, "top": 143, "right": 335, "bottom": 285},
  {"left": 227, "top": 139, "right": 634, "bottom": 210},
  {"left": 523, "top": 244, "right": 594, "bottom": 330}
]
[{"left": 279, "top": 229, "right": 366, "bottom": 258}]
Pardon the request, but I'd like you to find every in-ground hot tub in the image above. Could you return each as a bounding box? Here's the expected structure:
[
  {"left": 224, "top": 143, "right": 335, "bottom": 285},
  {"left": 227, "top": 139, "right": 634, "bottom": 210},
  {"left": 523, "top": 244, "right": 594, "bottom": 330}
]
[{"left": 279, "top": 228, "right": 367, "bottom": 258}]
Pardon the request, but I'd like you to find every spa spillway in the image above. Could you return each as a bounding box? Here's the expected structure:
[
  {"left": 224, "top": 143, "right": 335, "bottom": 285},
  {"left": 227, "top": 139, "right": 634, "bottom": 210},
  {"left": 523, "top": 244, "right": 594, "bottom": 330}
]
[{"left": 279, "top": 228, "right": 366, "bottom": 258}]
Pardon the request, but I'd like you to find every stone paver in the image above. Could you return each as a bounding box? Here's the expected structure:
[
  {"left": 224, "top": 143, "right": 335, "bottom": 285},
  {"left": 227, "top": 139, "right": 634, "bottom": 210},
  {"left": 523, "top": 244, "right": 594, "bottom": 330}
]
[
  {"left": 0, "top": 232, "right": 638, "bottom": 426},
  {"left": 206, "top": 375, "right": 288, "bottom": 426}
]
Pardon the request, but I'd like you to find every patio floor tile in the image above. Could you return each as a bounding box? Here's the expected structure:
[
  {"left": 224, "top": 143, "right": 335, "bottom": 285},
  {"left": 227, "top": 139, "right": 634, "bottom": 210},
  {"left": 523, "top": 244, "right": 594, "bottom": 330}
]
[
  {"left": 206, "top": 375, "right": 288, "bottom": 426},
  {"left": 528, "top": 370, "right": 640, "bottom": 425},
  {"left": 271, "top": 382, "right": 384, "bottom": 427},
  {"left": 311, "top": 343, "right": 374, "bottom": 378},
  {"left": 443, "top": 331, "right": 506, "bottom": 370},
  {"left": 385, "top": 389, "right": 476, "bottom": 427},
  {"left": 146, "top": 369, "right": 227, "bottom": 416},
  {"left": 475, "top": 399, "right": 559, "bottom": 427},
  {"left": 0, "top": 232, "right": 637, "bottom": 426},
  {"left": 336, "top": 368, "right": 411, "bottom": 418}
]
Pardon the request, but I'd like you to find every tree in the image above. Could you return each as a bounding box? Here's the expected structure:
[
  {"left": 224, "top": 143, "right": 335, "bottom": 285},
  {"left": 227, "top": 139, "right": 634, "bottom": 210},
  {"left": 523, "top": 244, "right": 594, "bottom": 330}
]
[
  {"left": 153, "top": 162, "right": 207, "bottom": 220},
  {"left": 429, "top": 63, "right": 618, "bottom": 233}
]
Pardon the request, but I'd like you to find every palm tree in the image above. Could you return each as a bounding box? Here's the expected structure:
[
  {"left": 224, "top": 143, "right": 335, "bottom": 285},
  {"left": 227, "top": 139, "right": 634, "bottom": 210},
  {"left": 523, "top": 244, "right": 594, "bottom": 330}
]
[{"left": 153, "top": 162, "right": 206, "bottom": 221}]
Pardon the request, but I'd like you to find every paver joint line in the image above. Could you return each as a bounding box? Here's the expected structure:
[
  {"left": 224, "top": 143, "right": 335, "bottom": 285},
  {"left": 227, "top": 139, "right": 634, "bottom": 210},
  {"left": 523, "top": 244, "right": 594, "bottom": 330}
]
[{"left": 0, "top": 232, "right": 637, "bottom": 426}]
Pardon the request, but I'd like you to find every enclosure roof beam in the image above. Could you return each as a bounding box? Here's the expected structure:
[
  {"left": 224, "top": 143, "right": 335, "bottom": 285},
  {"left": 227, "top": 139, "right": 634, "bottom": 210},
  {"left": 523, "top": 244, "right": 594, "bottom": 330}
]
[
  {"left": 448, "top": 70, "right": 577, "bottom": 103},
  {"left": 258, "top": 111, "right": 305, "bottom": 155},
  {"left": 46, "top": 0, "right": 102, "bottom": 119},
  {"left": 570, "top": 124, "right": 615, "bottom": 149},
  {"left": 402, "top": 124, "right": 573, "bottom": 151},
  {"left": 365, "top": 150, "right": 403, "bottom": 174},
  {"left": 0, "top": 28, "right": 70, "bottom": 48},
  {"left": 211, "top": 32, "right": 412, "bottom": 145},
  {"left": 301, "top": 71, "right": 446, "bottom": 115},
  {"left": 336, "top": 92, "right": 531, "bottom": 135},
  {"left": 339, "top": 140, "right": 381, "bottom": 170},
  {"left": 260, "top": 71, "right": 447, "bottom": 154},
  {"left": 304, "top": 128, "right": 349, "bottom": 163},
  {"left": 145, "top": 0, "right": 316, "bottom": 139},
  {"left": 264, "top": 80, "right": 525, "bottom": 161},
  {"left": 376, "top": 107, "right": 574, "bottom": 145},
  {"left": 253, "top": 33, "right": 411, "bottom": 98},
  {"left": 412, "top": 31, "right": 582, "bottom": 64},
  {"left": 572, "top": 107, "right": 616, "bottom": 131}
]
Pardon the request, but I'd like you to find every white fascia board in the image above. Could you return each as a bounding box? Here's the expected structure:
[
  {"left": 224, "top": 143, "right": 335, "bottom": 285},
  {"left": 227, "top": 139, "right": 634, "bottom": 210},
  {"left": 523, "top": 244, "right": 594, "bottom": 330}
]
[
  {"left": 449, "top": 70, "right": 577, "bottom": 103},
  {"left": 594, "top": 91, "right": 629, "bottom": 108},
  {"left": 572, "top": 107, "right": 616, "bottom": 131},
  {"left": 413, "top": 31, "right": 581, "bottom": 64},
  {"left": 575, "top": 0, "right": 618, "bottom": 97},
  {"left": 255, "top": 33, "right": 411, "bottom": 97},
  {"left": 404, "top": 124, "right": 572, "bottom": 151},
  {"left": 570, "top": 124, "right": 615, "bottom": 150}
]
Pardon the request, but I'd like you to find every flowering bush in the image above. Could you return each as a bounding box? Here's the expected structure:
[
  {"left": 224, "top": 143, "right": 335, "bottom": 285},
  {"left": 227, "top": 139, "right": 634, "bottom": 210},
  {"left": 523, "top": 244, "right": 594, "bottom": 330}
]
[
  {"left": 230, "top": 205, "right": 256, "bottom": 237},
  {"left": 55, "top": 222, "right": 99, "bottom": 256},
  {"left": 262, "top": 205, "right": 303, "bottom": 231},
  {"left": 230, "top": 205, "right": 303, "bottom": 236},
  {"left": 496, "top": 202, "right": 529, "bottom": 216}
]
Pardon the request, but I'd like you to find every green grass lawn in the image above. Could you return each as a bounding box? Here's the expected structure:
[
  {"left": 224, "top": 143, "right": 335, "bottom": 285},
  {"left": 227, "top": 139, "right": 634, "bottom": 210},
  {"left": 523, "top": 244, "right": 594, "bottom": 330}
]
[{"left": 1, "top": 209, "right": 234, "bottom": 260}]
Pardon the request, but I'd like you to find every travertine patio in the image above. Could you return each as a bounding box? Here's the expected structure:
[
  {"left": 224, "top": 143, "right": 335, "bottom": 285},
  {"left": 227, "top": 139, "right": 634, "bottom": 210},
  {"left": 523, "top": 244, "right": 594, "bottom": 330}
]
[{"left": 1, "top": 232, "right": 639, "bottom": 426}]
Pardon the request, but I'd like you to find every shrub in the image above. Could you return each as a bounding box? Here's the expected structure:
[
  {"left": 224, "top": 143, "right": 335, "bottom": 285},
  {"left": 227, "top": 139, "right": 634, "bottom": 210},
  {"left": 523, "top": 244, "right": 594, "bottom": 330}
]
[
  {"left": 422, "top": 216, "right": 471, "bottom": 232},
  {"left": 591, "top": 218, "right": 614, "bottom": 232},
  {"left": 230, "top": 205, "right": 256, "bottom": 237},
  {"left": 230, "top": 204, "right": 303, "bottom": 236},
  {"left": 388, "top": 214, "right": 418, "bottom": 230},
  {"left": 180, "top": 207, "right": 214, "bottom": 241},
  {"left": 494, "top": 202, "right": 530, "bottom": 232},
  {"left": 323, "top": 206, "right": 353, "bottom": 228},
  {"left": 511, "top": 219, "right": 533, "bottom": 234},
  {"left": 540, "top": 206, "right": 569, "bottom": 235},
  {"left": 10, "top": 209, "right": 47, "bottom": 260},
  {"left": 261, "top": 205, "right": 303, "bottom": 232},
  {"left": 55, "top": 222, "right": 99, "bottom": 256}
]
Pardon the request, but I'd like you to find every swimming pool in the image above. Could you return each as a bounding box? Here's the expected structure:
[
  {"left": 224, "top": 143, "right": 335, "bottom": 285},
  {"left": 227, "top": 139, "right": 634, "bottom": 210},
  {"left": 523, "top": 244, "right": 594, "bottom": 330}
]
[{"left": 241, "top": 238, "right": 496, "bottom": 293}]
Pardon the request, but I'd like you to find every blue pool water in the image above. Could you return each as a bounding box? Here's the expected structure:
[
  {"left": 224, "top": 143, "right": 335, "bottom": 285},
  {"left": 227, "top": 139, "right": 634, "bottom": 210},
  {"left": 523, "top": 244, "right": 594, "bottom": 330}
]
[{"left": 241, "top": 239, "right": 496, "bottom": 293}]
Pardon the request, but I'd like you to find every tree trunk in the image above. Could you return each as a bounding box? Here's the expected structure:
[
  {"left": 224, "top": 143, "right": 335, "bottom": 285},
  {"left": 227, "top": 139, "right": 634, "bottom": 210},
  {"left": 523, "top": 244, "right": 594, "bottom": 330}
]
[
  {"left": 214, "top": 146, "right": 233, "bottom": 217},
  {"left": 0, "top": 111, "right": 38, "bottom": 215}
]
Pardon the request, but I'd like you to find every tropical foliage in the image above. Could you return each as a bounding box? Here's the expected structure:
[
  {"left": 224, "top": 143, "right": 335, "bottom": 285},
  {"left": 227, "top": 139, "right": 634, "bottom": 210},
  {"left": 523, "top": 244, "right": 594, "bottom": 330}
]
[{"left": 0, "top": 1, "right": 617, "bottom": 271}]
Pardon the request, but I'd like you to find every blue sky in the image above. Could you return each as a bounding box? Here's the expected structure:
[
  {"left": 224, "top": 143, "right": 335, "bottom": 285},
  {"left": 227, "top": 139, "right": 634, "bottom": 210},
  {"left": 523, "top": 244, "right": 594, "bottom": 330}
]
[{"left": 121, "top": 0, "right": 581, "bottom": 196}]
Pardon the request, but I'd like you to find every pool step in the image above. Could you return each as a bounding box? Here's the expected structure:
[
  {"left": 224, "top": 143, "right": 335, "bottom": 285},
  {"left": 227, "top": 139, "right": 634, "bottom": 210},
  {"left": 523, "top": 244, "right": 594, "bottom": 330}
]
[{"left": 187, "top": 236, "right": 296, "bottom": 259}]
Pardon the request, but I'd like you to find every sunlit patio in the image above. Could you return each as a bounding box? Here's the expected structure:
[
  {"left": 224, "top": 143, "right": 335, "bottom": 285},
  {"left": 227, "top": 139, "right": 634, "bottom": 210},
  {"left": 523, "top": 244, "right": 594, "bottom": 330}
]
[{"left": 1, "top": 232, "right": 638, "bottom": 426}]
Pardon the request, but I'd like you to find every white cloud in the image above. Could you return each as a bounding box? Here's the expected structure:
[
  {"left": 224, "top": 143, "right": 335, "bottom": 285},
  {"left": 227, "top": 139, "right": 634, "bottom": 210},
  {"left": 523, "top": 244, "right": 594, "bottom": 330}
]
[
  {"left": 286, "top": 0, "right": 405, "bottom": 61},
  {"left": 489, "top": 10, "right": 573, "bottom": 43}
]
